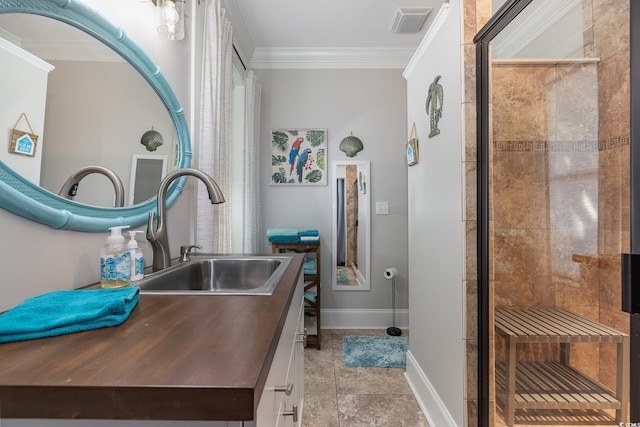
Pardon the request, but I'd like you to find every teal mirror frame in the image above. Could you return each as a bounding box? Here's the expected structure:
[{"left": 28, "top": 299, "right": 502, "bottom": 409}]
[{"left": 0, "top": 0, "right": 192, "bottom": 232}]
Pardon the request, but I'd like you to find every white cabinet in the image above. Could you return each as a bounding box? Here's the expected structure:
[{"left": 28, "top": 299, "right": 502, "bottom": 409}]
[{"left": 255, "top": 273, "right": 305, "bottom": 426}]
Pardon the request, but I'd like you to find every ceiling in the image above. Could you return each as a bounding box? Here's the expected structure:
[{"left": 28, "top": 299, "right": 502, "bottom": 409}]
[{"left": 222, "top": 0, "right": 448, "bottom": 69}]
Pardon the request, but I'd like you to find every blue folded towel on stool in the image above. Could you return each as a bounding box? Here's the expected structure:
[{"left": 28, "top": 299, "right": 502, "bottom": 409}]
[
  {"left": 266, "top": 228, "right": 299, "bottom": 237},
  {"left": 299, "top": 229, "right": 319, "bottom": 237},
  {"left": 268, "top": 235, "right": 300, "bottom": 243},
  {"left": 0, "top": 287, "right": 139, "bottom": 344},
  {"left": 304, "top": 258, "right": 317, "bottom": 275}
]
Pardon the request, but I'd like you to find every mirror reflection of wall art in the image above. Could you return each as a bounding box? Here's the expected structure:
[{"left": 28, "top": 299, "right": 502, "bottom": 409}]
[
  {"left": 359, "top": 171, "right": 366, "bottom": 194},
  {"left": 140, "top": 128, "right": 164, "bottom": 152},
  {"left": 406, "top": 122, "right": 419, "bottom": 166},
  {"left": 271, "top": 128, "right": 327, "bottom": 185},
  {"left": 8, "top": 113, "right": 38, "bottom": 157}
]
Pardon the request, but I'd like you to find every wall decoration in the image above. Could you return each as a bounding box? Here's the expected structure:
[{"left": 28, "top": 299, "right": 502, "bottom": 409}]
[
  {"left": 406, "top": 122, "right": 419, "bottom": 166},
  {"left": 339, "top": 132, "right": 364, "bottom": 157},
  {"left": 8, "top": 113, "right": 38, "bottom": 157},
  {"left": 140, "top": 128, "right": 164, "bottom": 152},
  {"left": 426, "top": 75, "right": 443, "bottom": 138},
  {"left": 359, "top": 170, "right": 366, "bottom": 194},
  {"left": 271, "top": 128, "right": 327, "bottom": 185}
]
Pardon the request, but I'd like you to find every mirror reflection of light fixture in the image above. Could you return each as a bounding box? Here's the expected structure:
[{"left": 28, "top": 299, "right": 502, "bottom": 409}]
[{"left": 154, "top": 0, "right": 185, "bottom": 41}]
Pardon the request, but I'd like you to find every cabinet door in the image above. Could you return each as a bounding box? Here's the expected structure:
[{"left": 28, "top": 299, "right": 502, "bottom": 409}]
[
  {"left": 256, "top": 273, "right": 303, "bottom": 426},
  {"left": 294, "top": 295, "right": 305, "bottom": 417}
]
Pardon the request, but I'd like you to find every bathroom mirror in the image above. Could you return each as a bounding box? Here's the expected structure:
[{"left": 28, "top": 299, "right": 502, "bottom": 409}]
[
  {"left": 0, "top": 0, "right": 191, "bottom": 232},
  {"left": 331, "top": 160, "right": 371, "bottom": 291}
]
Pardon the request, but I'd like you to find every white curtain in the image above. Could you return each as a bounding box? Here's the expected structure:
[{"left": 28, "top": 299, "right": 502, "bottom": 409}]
[
  {"left": 242, "top": 70, "right": 262, "bottom": 252},
  {"left": 197, "top": 0, "right": 233, "bottom": 253}
]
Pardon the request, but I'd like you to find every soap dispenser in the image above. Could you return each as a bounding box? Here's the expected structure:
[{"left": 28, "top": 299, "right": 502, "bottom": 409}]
[
  {"left": 127, "top": 230, "right": 145, "bottom": 282},
  {"left": 100, "top": 225, "right": 131, "bottom": 288}
]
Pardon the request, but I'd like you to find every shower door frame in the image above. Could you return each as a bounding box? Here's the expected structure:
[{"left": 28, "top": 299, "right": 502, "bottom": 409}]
[{"left": 474, "top": 0, "right": 640, "bottom": 425}]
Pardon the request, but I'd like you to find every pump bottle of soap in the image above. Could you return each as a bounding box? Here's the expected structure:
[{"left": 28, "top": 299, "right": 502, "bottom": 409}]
[
  {"left": 100, "top": 225, "right": 131, "bottom": 288},
  {"left": 127, "top": 230, "right": 145, "bottom": 282}
]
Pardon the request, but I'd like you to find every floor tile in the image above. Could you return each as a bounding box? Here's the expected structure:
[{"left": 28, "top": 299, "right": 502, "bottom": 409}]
[
  {"left": 334, "top": 365, "right": 411, "bottom": 395},
  {"left": 337, "top": 394, "right": 429, "bottom": 427},
  {"left": 301, "top": 394, "right": 340, "bottom": 427},
  {"left": 304, "top": 360, "right": 336, "bottom": 394},
  {"left": 301, "top": 329, "right": 428, "bottom": 427}
]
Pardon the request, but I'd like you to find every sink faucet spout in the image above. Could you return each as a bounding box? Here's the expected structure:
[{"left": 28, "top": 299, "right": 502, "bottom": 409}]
[
  {"left": 58, "top": 165, "right": 125, "bottom": 207},
  {"left": 147, "top": 168, "right": 225, "bottom": 272}
]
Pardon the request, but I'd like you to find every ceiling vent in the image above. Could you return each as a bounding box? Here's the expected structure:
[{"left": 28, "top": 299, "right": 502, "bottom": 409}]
[{"left": 390, "top": 7, "right": 432, "bottom": 34}]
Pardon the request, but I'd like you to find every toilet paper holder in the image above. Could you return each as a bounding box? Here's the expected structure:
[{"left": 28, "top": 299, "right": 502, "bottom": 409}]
[
  {"left": 384, "top": 267, "right": 398, "bottom": 280},
  {"left": 384, "top": 267, "right": 401, "bottom": 336}
]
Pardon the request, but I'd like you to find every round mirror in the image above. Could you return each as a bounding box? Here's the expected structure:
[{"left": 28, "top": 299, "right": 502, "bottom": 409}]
[{"left": 0, "top": 0, "right": 191, "bottom": 232}]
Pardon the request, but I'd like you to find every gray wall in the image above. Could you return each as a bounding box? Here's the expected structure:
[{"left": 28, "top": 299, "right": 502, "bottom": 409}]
[
  {"left": 256, "top": 68, "right": 409, "bottom": 314},
  {"left": 404, "top": 2, "right": 464, "bottom": 425},
  {"left": 0, "top": 0, "right": 192, "bottom": 312}
]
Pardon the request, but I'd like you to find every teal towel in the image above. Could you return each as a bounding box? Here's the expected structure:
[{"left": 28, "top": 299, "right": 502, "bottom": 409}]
[
  {"left": 269, "top": 236, "right": 300, "bottom": 243},
  {"left": 266, "top": 228, "right": 298, "bottom": 237},
  {"left": 0, "top": 287, "right": 139, "bottom": 344},
  {"left": 299, "top": 229, "right": 319, "bottom": 237},
  {"left": 304, "top": 292, "right": 317, "bottom": 307},
  {"left": 304, "top": 258, "right": 317, "bottom": 275}
]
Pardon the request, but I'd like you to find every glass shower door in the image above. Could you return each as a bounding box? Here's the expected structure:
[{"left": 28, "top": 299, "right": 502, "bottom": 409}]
[{"left": 476, "top": 0, "right": 632, "bottom": 425}]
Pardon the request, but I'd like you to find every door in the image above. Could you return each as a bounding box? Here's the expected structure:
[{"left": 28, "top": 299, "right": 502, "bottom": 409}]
[{"left": 475, "top": 0, "right": 635, "bottom": 425}]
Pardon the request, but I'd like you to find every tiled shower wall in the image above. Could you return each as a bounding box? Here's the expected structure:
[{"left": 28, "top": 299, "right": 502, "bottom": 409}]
[
  {"left": 462, "top": 0, "right": 491, "bottom": 425},
  {"left": 345, "top": 165, "right": 358, "bottom": 267},
  {"left": 490, "top": 0, "right": 630, "bottom": 392},
  {"left": 462, "top": 0, "right": 630, "bottom": 425}
]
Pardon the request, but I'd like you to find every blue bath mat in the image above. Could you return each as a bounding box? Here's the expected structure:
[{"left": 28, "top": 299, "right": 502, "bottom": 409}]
[
  {"left": 343, "top": 335, "right": 409, "bottom": 368},
  {"left": 336, "top": 268, "right": 350, "bottom": 283}
]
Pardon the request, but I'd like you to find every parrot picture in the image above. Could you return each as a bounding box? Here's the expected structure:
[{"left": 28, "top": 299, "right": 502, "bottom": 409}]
[
  {"left": 288, "top": 137, "right": 304, "bottom": 175},
  {"left": 296, "top": 148, "right": 312, "bottom": 183}
]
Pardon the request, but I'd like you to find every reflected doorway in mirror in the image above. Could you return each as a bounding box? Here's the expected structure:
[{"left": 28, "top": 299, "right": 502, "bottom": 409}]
[
  {"left": 129, "top": 154, "right": 167, "bottom": 206},
  {"left": 332, "top": 160, "right": 371, "bottom": 291}
]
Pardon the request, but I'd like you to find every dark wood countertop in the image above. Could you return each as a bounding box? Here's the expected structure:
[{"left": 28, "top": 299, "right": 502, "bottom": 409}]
[{"left": 0, "top": 253, "right": 305, "bottom": 421}]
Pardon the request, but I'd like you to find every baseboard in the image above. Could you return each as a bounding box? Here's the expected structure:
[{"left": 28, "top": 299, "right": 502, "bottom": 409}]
[
  {"left": 404, "top": 350, "right": 459, "bottom": 427},
  {"left": 320, "top": 309, "right": 409, "bottom": 329}
]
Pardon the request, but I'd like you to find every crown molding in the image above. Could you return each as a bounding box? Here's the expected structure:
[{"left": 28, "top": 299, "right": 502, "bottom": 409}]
[
  {"left": 249, "top": 46, "right": 416, "bottom": 69},
  {"left": 0, "top": 36, "right": 54, "bottom": 72},
  {"left": 403, "top": 3, "right": 450, "bottom": 79},
  {"left": 21, "top": 39, "right": 124, "bottom": 62},
  {"left": 0, "top": 25, "right": 123, "bottom": 63}
]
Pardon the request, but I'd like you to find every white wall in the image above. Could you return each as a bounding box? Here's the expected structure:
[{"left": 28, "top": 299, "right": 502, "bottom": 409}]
[
  {"left": 0, "top": 41, "right": 51, "bottom": 184},
  {"left": 256, "top": 68, "right": 410, "bottom": 319},
  {"left": 0, "top": 0, "right": 193, "bottom": 312},
  {"left": 40, "top": 60, "right": 174, "bottom": 206},
  {"left": 403, "top": 2, "right": 464, "bottom": 426}
]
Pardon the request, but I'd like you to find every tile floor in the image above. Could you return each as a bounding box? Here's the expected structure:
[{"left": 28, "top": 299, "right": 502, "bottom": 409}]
[{"left": 301, "top": 329, "right": 430, "bottom": 427}]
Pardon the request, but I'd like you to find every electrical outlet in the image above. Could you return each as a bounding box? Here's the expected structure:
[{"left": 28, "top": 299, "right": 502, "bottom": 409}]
[{"left": 376, "top": 202, "right": 389, "bottom": 215}]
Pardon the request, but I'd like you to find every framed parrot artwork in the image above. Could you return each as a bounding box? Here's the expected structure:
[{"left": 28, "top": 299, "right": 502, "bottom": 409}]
[{"left": 271, "top": 128, "right": 327, "bottom": 185}]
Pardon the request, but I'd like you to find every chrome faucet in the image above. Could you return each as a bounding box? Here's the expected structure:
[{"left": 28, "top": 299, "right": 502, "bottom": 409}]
[
  {"left": 58, "top": 165, "right": 125, "bottom": 207},
  {"left": 147, "top": 168, "right": 225, "bottom": 271}
]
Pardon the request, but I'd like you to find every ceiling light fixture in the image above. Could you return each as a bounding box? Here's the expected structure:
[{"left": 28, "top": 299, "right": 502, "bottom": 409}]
[
  {"left": 153, "top": 0, "right": 185, "bottom": 40},
  {"left": 390, "top": 7, "right": 432, "bottom": 34}
]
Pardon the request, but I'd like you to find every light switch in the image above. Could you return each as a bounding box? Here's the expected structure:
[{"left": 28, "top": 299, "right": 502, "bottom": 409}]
[{"left": 376, "top": 202, "right": 389, "bottom": 215}]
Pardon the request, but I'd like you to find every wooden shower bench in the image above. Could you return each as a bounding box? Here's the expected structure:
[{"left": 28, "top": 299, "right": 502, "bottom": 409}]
[{"left": 494, "top": 308, "right": 629, "bottom": 426}]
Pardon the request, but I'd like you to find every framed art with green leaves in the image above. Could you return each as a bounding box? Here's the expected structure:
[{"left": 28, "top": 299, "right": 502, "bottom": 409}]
[{"left": 271, "top": 129, "right": 327, "bottom": 185}]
